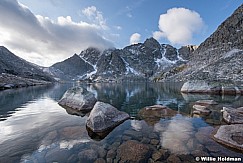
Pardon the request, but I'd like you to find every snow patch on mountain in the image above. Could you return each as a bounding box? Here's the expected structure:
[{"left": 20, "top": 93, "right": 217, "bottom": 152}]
[
  {"left": 223, "top": 49, "right": 242, "bottom": 59},
  {"left": 121, "top": 57, "right": 140, "bottom": 75}
]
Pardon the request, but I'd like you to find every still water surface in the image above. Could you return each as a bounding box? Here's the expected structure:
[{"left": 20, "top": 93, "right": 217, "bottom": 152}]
[{"left": 0, "top": 82, "right": 242, "bottom": 162}]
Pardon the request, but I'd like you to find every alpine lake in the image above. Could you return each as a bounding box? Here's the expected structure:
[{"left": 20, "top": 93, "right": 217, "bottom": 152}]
[{"left": 0, "top": 82, "right": 242, "bottom": 163}]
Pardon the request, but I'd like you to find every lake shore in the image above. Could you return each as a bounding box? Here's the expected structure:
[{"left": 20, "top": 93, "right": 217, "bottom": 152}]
[{"left": 0, "top": 73, "right": 53, "bottom": 90}]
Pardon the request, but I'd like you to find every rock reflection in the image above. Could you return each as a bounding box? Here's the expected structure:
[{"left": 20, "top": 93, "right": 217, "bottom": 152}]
[
  {"left": 181, "top": 93, "right": 211, "bottom": 102},
  {"left": 60, "top": 105, "right": 89, "bottom": 117}
]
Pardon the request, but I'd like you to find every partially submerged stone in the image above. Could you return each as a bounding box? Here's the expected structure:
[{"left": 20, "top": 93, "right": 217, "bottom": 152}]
[
  {"left": 221, "top": 107, "right": 243, "bottom": 124},
  {"left": 86, "top": 101, "right": 129, "bottom": 132},
  {"left": 139, "top": 105, "right": 178, "bottom": 118},
  {"left": 213, "top": 124, "right": 243, "bottom": 152},
  {"left": 138, "top": 105, "right": 178, "bottom": 125},
  {"left": 193, "top": 105, "right": 211, "bottom": 115},
  {"left": 58, "top": 87, "right": 97, "bottom": 112}
]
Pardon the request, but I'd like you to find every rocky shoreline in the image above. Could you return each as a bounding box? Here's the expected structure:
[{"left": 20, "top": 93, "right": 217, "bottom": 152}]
[{"left": 0, "top": 73, "right": 53, "bottom": 90}]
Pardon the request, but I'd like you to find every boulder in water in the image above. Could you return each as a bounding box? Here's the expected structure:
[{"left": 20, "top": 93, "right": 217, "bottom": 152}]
[{"left": 58, "top": 87, "right": 97, "bottom": 112}]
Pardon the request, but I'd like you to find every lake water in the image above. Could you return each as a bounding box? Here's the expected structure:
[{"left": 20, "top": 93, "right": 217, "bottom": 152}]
[{"left": 0, "top": 82, "right": 242, "bottom": 163}]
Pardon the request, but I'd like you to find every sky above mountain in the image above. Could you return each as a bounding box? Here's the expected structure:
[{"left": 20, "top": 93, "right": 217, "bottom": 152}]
[{"left": 0, "top": 0, "right": 242, "bottom": 66}]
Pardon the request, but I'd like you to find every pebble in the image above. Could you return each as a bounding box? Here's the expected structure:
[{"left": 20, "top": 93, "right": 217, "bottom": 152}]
[
  {"left": 106, "top": 149, "right": 116, "bottom": 159},
  {"left": 150, "top": 139, "right": 159, "bottom": 146},
  {"left": 94, "top": 158, "right": 106, "bottom": 163},
  {"left": 167, "top": 154, "right": 182, "bottom": 163}
]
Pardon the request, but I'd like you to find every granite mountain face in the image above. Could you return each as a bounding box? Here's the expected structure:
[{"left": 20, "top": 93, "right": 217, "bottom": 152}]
[
  {"left": 161, "top": 4, "right": 243, "bottom": 82},
  {"left": 47, "top": 37, "right": 196, "bottom": 82}
]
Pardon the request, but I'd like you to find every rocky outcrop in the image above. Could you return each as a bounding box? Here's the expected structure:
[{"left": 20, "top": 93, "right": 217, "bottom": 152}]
[
  {"left": 58, "top": 87, "right": 97, "bottom": 112},
  {"left": 0, "top": 73, "right": 52, "bottom": 90},
  {"left": 117, "top": 140, "right": 151, "bottom": 163},
  {"left": 213, "top": 124, "right": 243, "bottom": 152},
  {"left": 221, "top": 107, "right": 243, "bottom": 124},
  {"left": 178, "top": 45, "right": 198, "bottom": 60},
  {"left": 86, "top": 101, "right": 129, "bottom": 132}
]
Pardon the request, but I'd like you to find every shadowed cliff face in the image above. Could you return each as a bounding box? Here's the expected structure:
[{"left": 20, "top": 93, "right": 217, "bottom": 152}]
[
  {"left": 0, "top": 46, "right": 54, "bottom": 82},
  {"left": 164, "top": 4, "right": 243, "bottom": 82}
]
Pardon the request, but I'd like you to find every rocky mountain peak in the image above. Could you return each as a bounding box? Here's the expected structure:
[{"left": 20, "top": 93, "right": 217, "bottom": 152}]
[
  {"left": 80, "top": 47, "right": 101, "bottom": 66},
  {"left": 143, "top": 37, "right": 160, "bottom": 49}
]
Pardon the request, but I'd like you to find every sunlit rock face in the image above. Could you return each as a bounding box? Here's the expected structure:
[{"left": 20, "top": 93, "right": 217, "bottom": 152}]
[
  {"left": 86, "top": 101, "right": 129, "bottom": 132},
  {"left": 58, "top": 87, "right": 97, "bottom": 112}
]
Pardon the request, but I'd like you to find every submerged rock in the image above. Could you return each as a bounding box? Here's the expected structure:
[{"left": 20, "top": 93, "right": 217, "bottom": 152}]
[
  {"left": 138, "top": 105, "right": 178, "bottom": 125},
  {"left": 86, "top": 101, "right": 129, "bottom": 132},
  {"left": 58, "top": 87, "right": 97, "bottom": 112},
  {"left": 78, "top": 149, "right": 98, "bottom": 163},
  {"left": 213, "top": 124, "right": 243, "bottom": 152},
  {"left": 221, "top": 107, "right": 243, "bottom": 124},
  {"left": 117, "top": 140, "right": 151, "bottom": 163}
]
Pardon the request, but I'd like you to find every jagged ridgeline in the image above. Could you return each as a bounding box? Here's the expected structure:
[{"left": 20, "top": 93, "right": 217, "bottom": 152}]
[{"left": 47, "top": 38, "right": 197, "bottom": 82}]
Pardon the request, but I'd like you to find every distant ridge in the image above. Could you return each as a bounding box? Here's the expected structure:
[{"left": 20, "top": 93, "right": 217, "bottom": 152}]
[{"left": 0, "top": 46, "right": 54, "bottom": 82}]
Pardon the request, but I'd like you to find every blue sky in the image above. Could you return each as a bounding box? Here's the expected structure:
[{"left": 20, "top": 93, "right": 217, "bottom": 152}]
[{"left": 0, "top": 0, "right": 242, "bottom": 66}]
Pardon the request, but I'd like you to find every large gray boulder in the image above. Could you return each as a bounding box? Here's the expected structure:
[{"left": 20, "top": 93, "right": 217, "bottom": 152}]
[
  {"left": 58, "top": 87, "right": 97, "bottom": 112},
  {"left": 86, "top": 101, "right": 129, "bottom": 132},
  {"left": 181, "top": 80, "right": 243, "bottom": 95},
  {"left": 181, "top": 80, "right": 220, "bottom": 94},
  {"left": 221, "top": 107, "right": 243, "bottom": 124},
  {"left": 213, "top": 124, "right": 243, "bottom": 152}
]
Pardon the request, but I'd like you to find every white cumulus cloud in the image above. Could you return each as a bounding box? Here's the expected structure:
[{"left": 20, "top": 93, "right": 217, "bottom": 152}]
[
  {"left": 130, "top": 33, "right": 141, "bottom": 45},
  {"left": 153, "top": 7, "right": 204, "bottom": 45},
  {"left": 82, "top": 6, "right": 108, "bottom": 30},
  {"left": 0, "top": 0, "right": 113, "bottom": 66}
]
